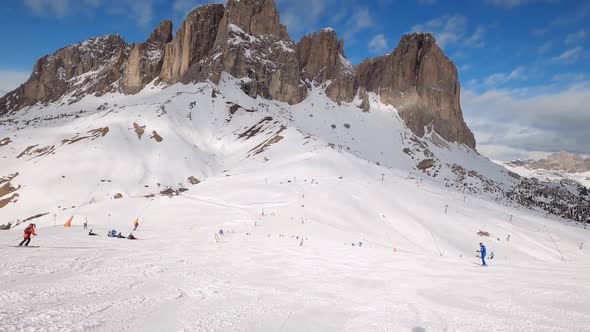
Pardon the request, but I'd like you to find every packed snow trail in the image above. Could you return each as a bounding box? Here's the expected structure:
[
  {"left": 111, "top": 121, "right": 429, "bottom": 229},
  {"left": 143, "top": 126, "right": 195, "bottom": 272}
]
[{"left": 1, "top": 79, "right": 589, "bottom": 331}]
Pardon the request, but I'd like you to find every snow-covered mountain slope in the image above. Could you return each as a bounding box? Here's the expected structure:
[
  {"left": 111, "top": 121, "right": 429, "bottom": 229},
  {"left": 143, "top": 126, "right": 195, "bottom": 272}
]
[
  {"left": 1, "top": 77, "right": 590, "bottom": 331},
  {"left": 503, "top": 161, "right": 590, "bottom": 188}
]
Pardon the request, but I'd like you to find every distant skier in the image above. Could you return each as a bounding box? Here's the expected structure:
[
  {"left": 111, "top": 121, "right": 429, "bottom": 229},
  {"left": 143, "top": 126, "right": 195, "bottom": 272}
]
[
  {"left": 83, "top": 218, "right": 88, "bottom": 230},
  {"left": 133, "top": 219, "right": 139, "bottom": 231},
  {"left": 477, "top": 242, "right": 488, "bottom": 266},
  {"left": 88, "top": 229, "right": 98, "bottom": 236},
  {"left": 18, "top": 223, "right": 37, "bottom": 247},
  {"left": 219, "top": 229, "right": 224, "bottom": 236}
]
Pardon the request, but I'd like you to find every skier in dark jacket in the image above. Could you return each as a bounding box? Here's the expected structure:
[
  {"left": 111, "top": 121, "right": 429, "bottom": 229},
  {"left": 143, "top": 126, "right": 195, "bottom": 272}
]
[
  {"left": 478, "top": 242, "right": 487, "bottom": 266},
  {"left": 18, "top": 223, "right": 37, "bottom": 247}
]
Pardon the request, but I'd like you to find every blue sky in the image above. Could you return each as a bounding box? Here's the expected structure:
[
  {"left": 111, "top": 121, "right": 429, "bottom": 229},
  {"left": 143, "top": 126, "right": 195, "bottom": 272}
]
[{"left": 0, "top": 0, "right": 588, "bottom": 160}]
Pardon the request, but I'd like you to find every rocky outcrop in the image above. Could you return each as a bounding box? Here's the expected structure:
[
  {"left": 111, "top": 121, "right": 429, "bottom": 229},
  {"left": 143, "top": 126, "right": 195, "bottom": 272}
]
[
  {"left": 297, "top": 28, "right": 356, "bottom": 103},
  {"left": 122, "top": 20, "right": 173, "bottom": 94},
  {"left": 0, "top": 0, "right": 477, "bottom": 150},
  {"left": 185, "top": 0, "right": 306, "bottom": 104},
  {"left": 0, "top": 35, "right": 130, "bottom": 115},
  {"left": 508, "top": 152, "right": 590, "bottom": 173},
  {"left": 356, "top": 33, "right": 476, "bottom": 149},
  {"left": 159, "top": 5, "right": 224, "bottom": 84}
]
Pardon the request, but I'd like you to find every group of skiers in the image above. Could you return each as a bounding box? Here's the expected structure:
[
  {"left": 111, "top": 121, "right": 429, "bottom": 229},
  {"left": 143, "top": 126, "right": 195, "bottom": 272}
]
[
  {"left": 16, "top": 218, "right": 140, "bottom": 246},
  {"left": 16, "top": 220, "right": 493, "bottom": 266},
  {"left": 107, "top": 229, "right": 136, "bottom": 240}
]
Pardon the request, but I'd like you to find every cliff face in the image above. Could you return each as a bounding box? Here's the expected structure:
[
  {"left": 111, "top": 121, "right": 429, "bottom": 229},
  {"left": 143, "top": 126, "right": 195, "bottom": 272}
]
[
  {"left": 296, "top": 28, "right": 356, "bottom": 103},
  {"left": 122, "top": 20, "right": 173, "bottom": 94},
  {"left": 0, "top": 0, "right": 476, "bottom": 149},
  {"left": 159, "top": 5, "right": 225, "bottom": 84},
  {"left": 0, "top": 35, "right": 130, "bottom": 115},
  {"left": 356, "top": 33, "right": 475, "bottom": 149}
]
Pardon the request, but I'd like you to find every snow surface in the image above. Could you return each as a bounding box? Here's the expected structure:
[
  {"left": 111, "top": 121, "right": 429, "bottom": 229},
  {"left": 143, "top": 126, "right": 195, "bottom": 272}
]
[
  {"left": 502, "top": 162, "right": 590, "bottom": 188},
  {"left": 1, "top": 76, "right": 589, "bottom": 331}
]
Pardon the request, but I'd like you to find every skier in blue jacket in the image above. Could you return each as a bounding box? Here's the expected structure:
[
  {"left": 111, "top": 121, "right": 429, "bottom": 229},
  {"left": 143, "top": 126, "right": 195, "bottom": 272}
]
[{"left": 478, "top": 242, "right": 487, "bottom": 266}]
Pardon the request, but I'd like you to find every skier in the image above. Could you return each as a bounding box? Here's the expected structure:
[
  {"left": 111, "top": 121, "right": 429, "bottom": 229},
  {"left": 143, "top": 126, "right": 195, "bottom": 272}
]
[
  {"left": 477, "top": 242, "right": 488, "bottom": 266},
  {"left": 18, "top": 223, "right": 37, "bottom": 247},
  {"left": 219, "top": 229, "right": 224, "bottom": 236},
  {"left": 88, "top": 229, "right": 98, "bottom": 236},
  {"left": 133, "top": 219, "right": 139, "bottom": 231},
  {"left": 83, "top": 218, "right": 88, "bottom": 229}
]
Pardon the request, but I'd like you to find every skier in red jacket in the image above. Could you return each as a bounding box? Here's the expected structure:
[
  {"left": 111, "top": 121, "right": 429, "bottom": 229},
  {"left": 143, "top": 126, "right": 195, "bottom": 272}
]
[{"left": 18, "top": 223, "right": 37, "bottom": 247}]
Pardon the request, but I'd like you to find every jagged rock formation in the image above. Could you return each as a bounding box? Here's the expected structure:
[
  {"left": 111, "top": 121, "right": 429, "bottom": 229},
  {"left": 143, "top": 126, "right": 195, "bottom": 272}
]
[
  {"left": 188, "top": 0, "right": 306, "bottom": 104},
  {"left": 508, "top": 151, "right": 590, "bottom": 173},
  {"left": 122, "top": 20, "right": 173, "bottom": 94},
  {"left": 356, "top": 33, "right": 476, "bottom": 149},
  {"left": 297, "top": 28, "right": 356, "bottom": 103},
  {"left": 159, "top": 5, "right": 225, "bottom": 84},
  {"left": 0, "top": 0, "right": 476, "bottom": 149},
  {"left": 0, "top": 35, "right": 130, "bottom": 114}
]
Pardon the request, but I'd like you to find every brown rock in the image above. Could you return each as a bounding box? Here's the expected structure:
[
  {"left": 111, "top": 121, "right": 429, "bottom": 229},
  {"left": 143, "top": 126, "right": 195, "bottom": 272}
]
[
  {"left": 0, "top": 35, "right": 130, "bottom": 116},
  {"left": 122, "top": 20, "right": 172, "bottom": 94},
  {"left": 296, "top": 28, "right": 356, "bottom": 102},
  {"left": 356, "top": 33, "right": 476, "bottom": 149},
  {"left": 186, "top": 0, "right": 306, "bottom": 105},
  {"left": 159, "top": 5, "right": 225, "bottom": 84}
]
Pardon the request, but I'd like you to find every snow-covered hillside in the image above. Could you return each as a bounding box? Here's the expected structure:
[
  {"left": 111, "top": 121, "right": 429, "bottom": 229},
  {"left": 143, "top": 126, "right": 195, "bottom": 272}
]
[
  {"left": 503, "top": 161, "right": 590, "bottom": 188},
  {"left": 1, "top": 77, "right": 589, "bottom": 331}
]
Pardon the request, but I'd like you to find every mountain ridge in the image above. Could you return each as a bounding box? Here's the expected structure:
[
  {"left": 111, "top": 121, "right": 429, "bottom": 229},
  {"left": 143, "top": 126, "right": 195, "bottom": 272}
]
[{"left": 0, "top": 0, "right": 475, "bottom": 149}]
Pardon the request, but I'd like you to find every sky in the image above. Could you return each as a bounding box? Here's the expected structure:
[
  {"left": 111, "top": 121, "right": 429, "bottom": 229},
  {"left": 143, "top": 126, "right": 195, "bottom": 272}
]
[{"left": 0, "top": 0, "right": 588, "bottom": 161}]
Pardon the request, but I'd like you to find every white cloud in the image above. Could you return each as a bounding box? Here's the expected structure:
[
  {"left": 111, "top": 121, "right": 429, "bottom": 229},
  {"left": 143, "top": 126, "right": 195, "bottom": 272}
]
[
  {"left": 487, "top": 0, "right": 557, "bottom": 9},
  {"left": 464, "top": 26, "right": 486, "bottom": 48},
  {"left": 368, "top": 34, "right": 388, "bottom": 54},
  {"left": 537, "top": 41, "right": 552, "bottom": 54},
  {"left": 23, "top": 0, "right": 156, "bottom": 27},
  {"left": 276, "top": 0, "right": 341, "bottom": 39},
  {"left": 552, "top": 73, "right": 585, "bottom": 82},
  {"left": 486, "top": 0, "right": 528, "bottom": 8},
  {"left": 411, "top": 14, "right": 467, "bottom": 48},
  {"left": 483, "top": 66, "right": 526, "bottom": 87},
  {"left": 565, "top": 30, "right": 586, "bottom": 45},
  {"left": 0, "top": 70, "right": 30, "bottom": 97},
  {"left": 462, "top": 82, "right": 590, "bottom": 160},
  {"left": 342, "top": 7, "right": 374, "bottom": 40},
  {"left": 24, "top": 0, "right": 70, "bottom": 17},
  {"left": 551, "top": 47, "right": 583, "bottom": 64}
]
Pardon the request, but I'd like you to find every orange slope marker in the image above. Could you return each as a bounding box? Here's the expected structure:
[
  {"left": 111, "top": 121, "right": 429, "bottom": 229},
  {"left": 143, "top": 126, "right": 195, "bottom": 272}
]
[{"left": 64, "top": 216, "right": 74, "bottom": 227}]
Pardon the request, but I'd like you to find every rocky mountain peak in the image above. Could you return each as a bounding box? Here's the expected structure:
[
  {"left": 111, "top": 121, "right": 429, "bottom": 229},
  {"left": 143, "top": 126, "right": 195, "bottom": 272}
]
[
  {"left": 122, "top": 20, "right": 173, "bottom": 94},
  {"left": 296, "top": 28, "right": 355, "bottom": 102},
  {"left": 356, "top": 32, "right": 476, "bottom": 149},
  {"left": 0, "top": 0, "right": 477, "bottom": 149},
  {"left": 508, "top": 151, "right": 590, "bottom": 173},
  {"left": 225, "top": 0, "right": 281, "bottom": 36}
]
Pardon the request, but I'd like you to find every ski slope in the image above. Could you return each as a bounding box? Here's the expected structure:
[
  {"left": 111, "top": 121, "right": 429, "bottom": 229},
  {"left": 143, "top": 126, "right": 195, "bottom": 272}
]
[{"left": 1, "top": 78, "right": 589, "bottom": 331}]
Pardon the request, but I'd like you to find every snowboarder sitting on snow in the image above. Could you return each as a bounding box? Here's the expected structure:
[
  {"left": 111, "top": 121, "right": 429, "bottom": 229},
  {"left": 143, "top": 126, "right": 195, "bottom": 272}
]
[
  {"left": 108, "top": 229, "right": 118, "bottom": 237},
  {"left": 117, "top": 232, "right": 125, "bottom": 239},
  {"left": 477, "top": 242, "right": 488, "bottom": 266},
  {"left": 18, "top": 223, "right": 37, "bottom": 247},
  {"left": 128, "top": 233, "right": 137, "bottom": 240},
  {"left": 88, "top": 229, "right": 98, "bottom": 236}
]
